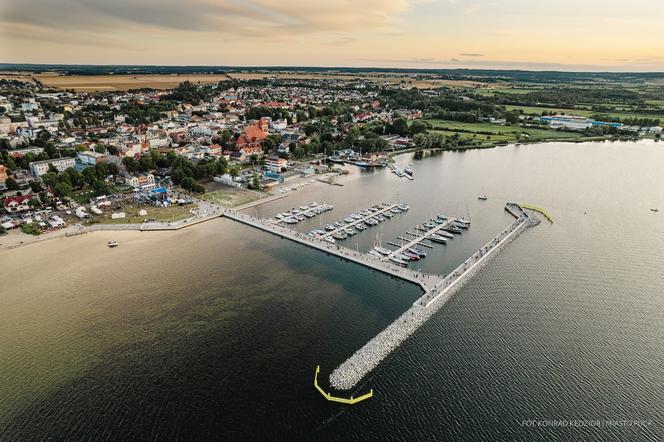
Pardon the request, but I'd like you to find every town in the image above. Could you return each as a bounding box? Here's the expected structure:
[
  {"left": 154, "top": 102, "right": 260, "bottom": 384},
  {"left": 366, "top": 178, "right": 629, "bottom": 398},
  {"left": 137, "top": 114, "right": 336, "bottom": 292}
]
[{"left": 1, "top": 70, "right": 661, "bottom": 242}]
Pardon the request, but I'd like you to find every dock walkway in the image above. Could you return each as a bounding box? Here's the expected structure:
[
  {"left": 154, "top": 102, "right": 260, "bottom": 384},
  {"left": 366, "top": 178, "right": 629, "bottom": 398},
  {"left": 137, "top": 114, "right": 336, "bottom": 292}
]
[
  {"left": 383, "top": 218, "right": 457, "bottom": 260},
  {"left": 319, "top": 204, "right": 401, "bottom": 239}
]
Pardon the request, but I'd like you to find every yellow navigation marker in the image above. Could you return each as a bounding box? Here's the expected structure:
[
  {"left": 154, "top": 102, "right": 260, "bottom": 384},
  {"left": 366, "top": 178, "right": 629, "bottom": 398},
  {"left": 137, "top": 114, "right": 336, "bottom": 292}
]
[
  {"left": 521, "top": 204, "right": 554, "bottom": 223},
  {"left": 314, "top": 366, "right": 373, "bottom": 404}
]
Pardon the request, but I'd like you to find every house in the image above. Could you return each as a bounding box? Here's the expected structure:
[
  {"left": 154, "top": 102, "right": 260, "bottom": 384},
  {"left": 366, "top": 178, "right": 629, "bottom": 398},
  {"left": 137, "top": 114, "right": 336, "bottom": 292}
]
[
  {"left": 125, "top": 173, "right": 156, "bottom": 190},
  {"left": 29, "top": 157, "right": 76, "bottom": 177},
  {"left": 3, "top": 195, "right": 33, "bottom": 213},
  {"left": 265, "top": 157, "right": 288, "bottom": 173},
  {"left": 203, "top": 144, "right": 222, "bottom": 157}
]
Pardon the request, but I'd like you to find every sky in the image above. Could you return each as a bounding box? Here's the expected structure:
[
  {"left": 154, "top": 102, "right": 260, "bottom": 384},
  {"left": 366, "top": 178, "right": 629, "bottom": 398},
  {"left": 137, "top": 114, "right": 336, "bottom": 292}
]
[{"left": 2, "top": 0, "right": 664, "bottom": 71}]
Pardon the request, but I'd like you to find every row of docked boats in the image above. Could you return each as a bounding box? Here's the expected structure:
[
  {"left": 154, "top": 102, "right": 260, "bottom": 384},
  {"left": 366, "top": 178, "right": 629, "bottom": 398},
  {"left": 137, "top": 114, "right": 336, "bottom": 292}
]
[
  {"left": 371, "top": 215, "right": 472, "bottom": 267},
  {"left": 275, "top": 202, "right": 334, "bottom": 225},
  {"left": 306, "top": 203, "right": 409, "bottom": 243}
]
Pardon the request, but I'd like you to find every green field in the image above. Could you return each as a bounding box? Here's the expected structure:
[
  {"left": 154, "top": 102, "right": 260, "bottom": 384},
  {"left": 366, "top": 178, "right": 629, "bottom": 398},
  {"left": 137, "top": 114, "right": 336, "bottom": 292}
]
[
  {"left": 503, "top": 104, "right": 663, "bottom": 123},
  {"left": 200, "top": 188, "right": 263, "bottom": 207},
  {"left": 426, "top": 119, "right": 582, "bottom": 143}
]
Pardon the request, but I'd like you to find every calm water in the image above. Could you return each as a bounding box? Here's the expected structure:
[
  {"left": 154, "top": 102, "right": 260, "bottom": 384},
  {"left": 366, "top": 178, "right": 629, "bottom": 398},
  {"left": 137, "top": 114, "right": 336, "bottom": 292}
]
[{"left": 1, "top": 141, "right": 663, "bottom": 441}]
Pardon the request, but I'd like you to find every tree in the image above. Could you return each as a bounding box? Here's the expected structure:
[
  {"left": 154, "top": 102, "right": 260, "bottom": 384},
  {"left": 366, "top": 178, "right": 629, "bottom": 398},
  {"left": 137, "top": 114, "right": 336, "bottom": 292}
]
[
  {"left": 249, "top": 172, "right": 261, "bottom": 190},
  {"left": 5, "top": 177, "right": 19, "bottom": 190},
  {"left": 410, "top": 120, "right": 428, "bottom": 136},
  {"left": 293, "top": 147, "right": 306, "bottom": 159},
  {"left": 391, "top": 118, "right": 409, "bottom": 136},
  {"left": 53, "top": 182, "right": 72, "bottom": 198},
  {"left": 122, "top": 157, "right": 138, "bottom": 173}
]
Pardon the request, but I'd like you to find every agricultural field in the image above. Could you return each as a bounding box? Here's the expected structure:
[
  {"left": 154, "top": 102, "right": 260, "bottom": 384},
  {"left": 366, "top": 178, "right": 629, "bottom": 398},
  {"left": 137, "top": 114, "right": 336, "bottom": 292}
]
[
  {"left": 228, "top": 71, "right": 484, "bottom": 89},
  {"left": 34, "top": 73, "right": 232, "bottom": 91}
]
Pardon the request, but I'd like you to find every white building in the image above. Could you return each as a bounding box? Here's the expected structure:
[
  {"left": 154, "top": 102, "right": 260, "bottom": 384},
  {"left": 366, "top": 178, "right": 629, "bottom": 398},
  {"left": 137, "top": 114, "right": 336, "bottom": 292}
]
[
  {"left": 125, "top": 173, "right": 155, "bottom": 189},
  {"left": 29, "top": 157, "right": 76, "bottom": 177}
]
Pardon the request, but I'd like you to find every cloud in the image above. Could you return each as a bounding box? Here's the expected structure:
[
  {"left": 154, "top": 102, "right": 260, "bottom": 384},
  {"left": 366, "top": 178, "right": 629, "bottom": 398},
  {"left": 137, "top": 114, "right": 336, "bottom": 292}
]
[{"left": 0, "top": 0, "right": 414, "bottom": 39}]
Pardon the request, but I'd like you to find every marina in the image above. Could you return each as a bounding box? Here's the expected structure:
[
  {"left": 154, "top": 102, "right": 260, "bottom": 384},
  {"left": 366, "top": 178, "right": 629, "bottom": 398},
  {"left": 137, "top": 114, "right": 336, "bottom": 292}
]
[{"left": 224, "top": 202, "right": 538, "bottom": 391}]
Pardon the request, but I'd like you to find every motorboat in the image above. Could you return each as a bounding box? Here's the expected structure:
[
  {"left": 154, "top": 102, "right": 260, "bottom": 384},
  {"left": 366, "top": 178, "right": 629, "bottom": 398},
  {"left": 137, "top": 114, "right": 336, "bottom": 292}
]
[
  {"left": 423, "top": 222, "right": 436, "bottom": 229},
  {"left": 377, "top": 215, "right": 386, "bottom": 222},
  {"left": 478, "top": 195, "right": 488, "bottom": 200},
  {"left": 344, "top": 217, "right": 355, "bottom": 223},
  {"left": 373, "top": 247, "right": 392, "bottom": 255},
  {"left": 438, "top": 231, "right": 454, "bottom": 239},
  {"left": 402, "top": 250, "right": 420, "bottom": 261},
  {"left": 651, "top": 208, "right": 659, "bottom": 212},
  {"left": 390, "top": 207, "right": 401, "bottom": 214},
  {"left": 332, "top": 232, "right": 348, "bottom": 240},
  {"left": 453, "top": 221, "right": 469, "bottom": 230},
  {"left": 324, "top": 237, "right": 335, "bottom": 244},
  {"left": 334, "top": 221, "right": 345, "bottom": 228},
  {"left": 368, "top": 250, "right": 383, "bottom": 258},
  {"left": 352, "top": 213, "right": 363, "bottom": 220},
  {"left": 107, "top": 240, "right": 119, "bottom": 248},
  {"left": 408, "top": 247, "right": 427, "bottom": 258},
  {"left": 429, "top": 234, "right": 448, "bottom": 243},
  {"left": 355, "top": 224, "right": 367, "bottom": 231},
  {"left": 404, "top": 167, "right": 413, "bottom": 176},
  {"left": 383, "top": 212, "right": 393, "bottom": 218},
  {"left": 389, "top": 257, "right": 408, "bottom": 267},
  {"left": 444, "top": 226, "right": 463, "bottom": 234},
  {"left": 345, "top": 228, "right": 356, "bottom": 236},
  {"left": 398, "top": 204, "right": 409, "bottom": 211},
  {"left": 324, "top": 224, "right": 336, "bottom": 231}
]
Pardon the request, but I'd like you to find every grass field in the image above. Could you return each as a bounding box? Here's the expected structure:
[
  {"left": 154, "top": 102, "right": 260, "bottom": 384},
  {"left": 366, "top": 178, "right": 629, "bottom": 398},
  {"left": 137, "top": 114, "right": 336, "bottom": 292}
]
[
  {"left": 93, "top": 204, "right": 194, "bottom": 224},
  {"left": 426, "top": 119, "right": 582, "bottom": 143},
  {"left": 200, "top": 188, "right": 263, "bottom": 207},
  {"left": 35, "top": 74, "right": 232, "bottom": 91}
]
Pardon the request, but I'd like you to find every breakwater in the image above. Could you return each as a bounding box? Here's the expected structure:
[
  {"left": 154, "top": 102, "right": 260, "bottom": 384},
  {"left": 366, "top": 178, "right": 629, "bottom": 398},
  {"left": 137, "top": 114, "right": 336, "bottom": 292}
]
[{"left": 329, "top": 206, "right": 534, "bottom": 390}]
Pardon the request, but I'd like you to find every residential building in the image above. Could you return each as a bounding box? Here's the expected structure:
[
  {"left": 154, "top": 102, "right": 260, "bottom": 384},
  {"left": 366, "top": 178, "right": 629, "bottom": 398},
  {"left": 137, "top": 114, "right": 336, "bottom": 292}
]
[
  {"left": 125, "top": 173, "right": 156, "bottom": 190},
  {"left": 29, "top": 157, "right": 76, "bottom": 177},
  {"left": 77, "top": 151, "right": 108, "bottom": 166},
  {"left": 3, "top": 195, "right": 33, "bottom": 213},
  {"left": 265, "top": 157, "right": 288, "bottom": 172}
]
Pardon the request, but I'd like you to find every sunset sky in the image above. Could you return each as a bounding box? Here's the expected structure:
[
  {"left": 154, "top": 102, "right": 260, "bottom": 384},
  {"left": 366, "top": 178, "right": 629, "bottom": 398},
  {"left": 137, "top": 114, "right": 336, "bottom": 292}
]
[{"left": 2, "top": 0, "right": 664, "bottom": 71}]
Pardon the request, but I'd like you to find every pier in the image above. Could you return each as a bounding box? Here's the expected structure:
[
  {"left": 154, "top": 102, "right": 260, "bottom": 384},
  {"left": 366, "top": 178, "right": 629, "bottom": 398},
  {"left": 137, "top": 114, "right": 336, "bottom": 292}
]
[
  {"left": 382, "top": 218, "right": 457, "bottom": 261},
  {"left": 223, "top": 209, "right": 439, "bottom": 292},
  {"left": 318, "top": 203, "right": 401, "bottom": 239}
]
